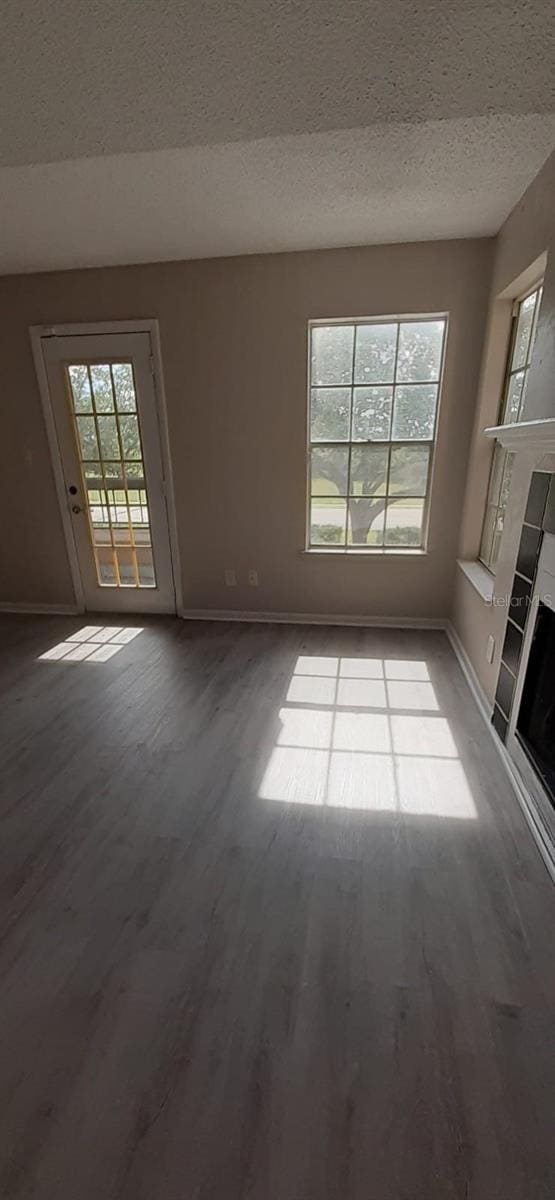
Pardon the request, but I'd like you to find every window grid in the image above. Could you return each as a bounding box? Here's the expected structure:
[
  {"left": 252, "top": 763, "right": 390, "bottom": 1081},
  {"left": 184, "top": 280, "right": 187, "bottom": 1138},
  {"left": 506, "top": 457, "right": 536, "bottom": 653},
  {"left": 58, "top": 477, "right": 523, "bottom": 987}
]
[
  {"left": 66, "top": 361, "right": 156, "bottom": 589},
  {"left": 479, "top": 285, "right": 543, "bottom": 573},
  {"left": 307, "top": 317, "right": 447, "bottom": 550}
]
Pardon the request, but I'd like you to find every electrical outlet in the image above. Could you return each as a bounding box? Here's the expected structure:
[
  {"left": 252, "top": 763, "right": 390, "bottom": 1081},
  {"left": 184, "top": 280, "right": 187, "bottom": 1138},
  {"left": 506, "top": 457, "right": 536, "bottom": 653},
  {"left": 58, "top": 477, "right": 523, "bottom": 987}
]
[
  {"left": 248, "top": 569, "right": 258, "bottom": 586},
  {"left": 224, "top": 569, "right": 237, "bottom": 587},
  {"left": 486, "top": 634, "right": 495, "bottom": 664}
]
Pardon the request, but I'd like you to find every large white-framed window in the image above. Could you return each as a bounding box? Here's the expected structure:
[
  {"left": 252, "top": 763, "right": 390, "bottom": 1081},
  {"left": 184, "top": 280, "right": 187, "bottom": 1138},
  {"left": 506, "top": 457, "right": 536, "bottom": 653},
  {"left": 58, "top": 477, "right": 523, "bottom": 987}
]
[
  {"left": 307, "top": 316, "right": 447, "bottom": 550},
  {"left": 479, "top": 284, "right": 543, "bottom": 572}
]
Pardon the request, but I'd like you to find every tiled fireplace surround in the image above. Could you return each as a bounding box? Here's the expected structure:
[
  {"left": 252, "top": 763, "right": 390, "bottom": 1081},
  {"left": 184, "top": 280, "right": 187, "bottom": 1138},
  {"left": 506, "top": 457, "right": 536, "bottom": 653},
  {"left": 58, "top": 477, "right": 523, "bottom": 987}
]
[{"left": 485, "top": 420, "right": 555, "bottom": 877}]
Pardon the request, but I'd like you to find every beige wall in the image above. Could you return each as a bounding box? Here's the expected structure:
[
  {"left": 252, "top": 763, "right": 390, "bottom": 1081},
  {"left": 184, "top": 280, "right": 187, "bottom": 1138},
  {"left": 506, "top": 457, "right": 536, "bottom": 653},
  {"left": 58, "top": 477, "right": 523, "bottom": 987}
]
[
  {"left": 453, "top": 150, "right": 555, "bottom": 699},
  {"left": 0, "top": 240, "right": 492, "bottom": 617}
]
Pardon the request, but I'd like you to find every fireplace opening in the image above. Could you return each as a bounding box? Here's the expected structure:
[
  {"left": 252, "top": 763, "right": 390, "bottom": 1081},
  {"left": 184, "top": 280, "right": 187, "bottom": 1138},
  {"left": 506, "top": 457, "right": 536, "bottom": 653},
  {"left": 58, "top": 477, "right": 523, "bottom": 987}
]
[{"left": 517, "top": 601, "right": 555, "bottom": 807}]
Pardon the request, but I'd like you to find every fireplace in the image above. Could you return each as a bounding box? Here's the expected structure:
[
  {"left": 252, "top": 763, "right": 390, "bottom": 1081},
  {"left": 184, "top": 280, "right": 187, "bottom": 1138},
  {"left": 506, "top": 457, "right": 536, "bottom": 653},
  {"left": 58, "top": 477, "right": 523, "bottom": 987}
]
[
  {"left": 482, "top": 422, "right": 555, "bottom": 879},
  {"left": 517, "top": 601, "right": 555, "bottom": 807}
]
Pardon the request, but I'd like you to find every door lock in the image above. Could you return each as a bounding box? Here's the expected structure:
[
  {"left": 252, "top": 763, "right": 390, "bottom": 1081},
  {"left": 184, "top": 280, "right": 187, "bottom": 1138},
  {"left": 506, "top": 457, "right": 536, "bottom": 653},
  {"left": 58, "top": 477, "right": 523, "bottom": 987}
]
[{"left": 71, "top": 504, "right": 83, "bottom": 514}]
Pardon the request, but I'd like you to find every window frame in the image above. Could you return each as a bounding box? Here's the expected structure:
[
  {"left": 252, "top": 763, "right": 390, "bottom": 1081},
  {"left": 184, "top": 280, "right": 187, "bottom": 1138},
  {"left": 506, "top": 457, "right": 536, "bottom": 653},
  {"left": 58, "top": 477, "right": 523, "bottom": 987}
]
[
  {"left": 305, "top": 314, "right": 448, "bottom": 554},
  {"left": 478, "top": 282, "right": 543, "bottom": 574}
]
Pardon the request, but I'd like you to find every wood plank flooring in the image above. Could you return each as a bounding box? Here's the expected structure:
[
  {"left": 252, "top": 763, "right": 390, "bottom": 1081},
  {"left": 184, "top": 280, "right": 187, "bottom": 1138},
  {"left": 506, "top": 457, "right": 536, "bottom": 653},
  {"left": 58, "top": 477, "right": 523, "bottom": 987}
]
[{"left": 0, "top": 614, "right": 554, "bottom": 1199}]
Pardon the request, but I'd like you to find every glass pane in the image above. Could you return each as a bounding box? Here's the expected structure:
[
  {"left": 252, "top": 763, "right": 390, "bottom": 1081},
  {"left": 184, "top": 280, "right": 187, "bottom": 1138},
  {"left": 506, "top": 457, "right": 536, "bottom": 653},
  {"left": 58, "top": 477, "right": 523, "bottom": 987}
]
[
  {"left": 83, "top": 461, "right": 101, "bottom": 481},
  {"left": 113, "top": 525, "right": 133, "bottom": 545},
  {"left": 310, "top": 447, "right": 349, "bottom": 496},
  {"left": 389, "top": 445, "right": 430, "bottom": 497},
  {"left": 310, "top": 388, "right": 351, "bottom": 441},
  {"left": 96, "top": 547, "right": 117, "bottom": 585},
  {"left": 137, "top": 547, "right": 156, "bottom": 587},
  {"left": 352, "top": 387, "right": 392, "bottom": 441},
  {"left": 90, "top": 492, "right": 108, "bottom": 525},
  {"left": 512, "top": 293, "right": 536, "bottom": 370},
  {"left": 90, "top": 364, "right": 115, "bottom": 412},
  {"left": 397, "top": 321, "right": 445, "bottom": 382},
  {"left": 119, "top": 414, "right": 142, "bottom": 459},
  {"left": 480, "top": 504, "right": 497, "bottom": 567},
  {"left": 133, "top": 527, "right": 152, "bottom": 546},
  {"left": 76, "top": 415, "right": 99, "bottom": 461},
  {"left": 116, "top": 547, "right": 137, "bottom": 586},
  {"left": 92, "top": 527, "right": 112, "bottom": 545},
  {"left": 487, "top": 444, "right": 507, "bottom": 506},
  {"left": 354, "top": 323, "right": 397, "bottom": 385},
  {"left": 128, "top": 488, "right": 149, "bottom": 523},
  {"left": 97, "top": 414, "right": 120, "bottom": 460},
  {"left": 499, "top": 452, "right": 514, "bottom": 509},
  {"left": 384, "top": 499, "right": 425, "bottom": 546},
  {"left": 68, "top": 365, "right": 92, "bottom": 412},
  {"left": 348, "top": 498, "right": 385, "bottom": 546},
  {"left": 503, "top": 371, "right": 525, "bottom": 424},
  {"left": 310, "top": 497, "right": 346, "bottom": 545},
  {"left": 491, "top": 512, "right": 505, "bottom": 571},
  {"left": 311, "top": 326, "right": 354, "bottom": 386},
  {"left": 124, "top": 460, "right": 145, "bottom": 480},
  {"left": 103, "top": 461, "right": 125, "bottom": 483},
  {"left": 528, "top": 287, "right": 542, "bottom": 360},
  {"left": 349, "top": 446, "right": 388, "bottom": 496},
  {"left": 392, "top": 385, "right": 437, "bottom": 440},
  {"left": 112, "top": 363, "right": 136, "bottom": 412}
]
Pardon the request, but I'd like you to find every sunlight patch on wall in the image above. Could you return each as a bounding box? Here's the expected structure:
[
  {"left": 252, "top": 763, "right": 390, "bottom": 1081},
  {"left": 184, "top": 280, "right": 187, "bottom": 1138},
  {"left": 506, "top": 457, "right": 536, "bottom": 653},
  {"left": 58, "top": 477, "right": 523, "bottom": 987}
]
[{"left": 38, "top": 625, "right": 142, "bottom": 663}]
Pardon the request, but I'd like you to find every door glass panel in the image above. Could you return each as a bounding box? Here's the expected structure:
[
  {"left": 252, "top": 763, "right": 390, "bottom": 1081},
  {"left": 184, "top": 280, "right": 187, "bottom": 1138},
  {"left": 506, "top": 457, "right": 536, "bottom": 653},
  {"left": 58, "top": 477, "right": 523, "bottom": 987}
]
[
  {"left": 66, "top": 362, "right": 156, "bottom": 589},
  {"left": 119, "top": 414, "right": 142, "bottom": 458},
  {"left": 76, "top": 415, "right": 99, "bottom": 461},
  {"left": 68, "top": 365, "right": 93, "bottom": 412},
  {"left": 97, "top": 414, "right": 120, "bottom": 459},
  {"left": 112, "top": 363, "right": 137, "bottom": 411}
]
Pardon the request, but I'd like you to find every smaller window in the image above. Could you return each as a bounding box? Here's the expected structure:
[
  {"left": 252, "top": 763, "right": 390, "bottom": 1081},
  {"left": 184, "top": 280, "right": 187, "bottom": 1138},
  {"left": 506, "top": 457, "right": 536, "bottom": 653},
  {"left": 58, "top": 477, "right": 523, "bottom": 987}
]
[
  {"left": 479, "top": 285, "right": 543, "bottom": 573},
  {"left": 307, "top": 316, "right": 447, "bottom": 551}
]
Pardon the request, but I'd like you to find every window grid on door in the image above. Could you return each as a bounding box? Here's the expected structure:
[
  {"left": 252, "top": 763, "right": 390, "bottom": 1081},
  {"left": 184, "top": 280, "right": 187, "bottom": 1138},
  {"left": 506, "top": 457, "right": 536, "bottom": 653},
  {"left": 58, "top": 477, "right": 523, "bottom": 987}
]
[
  {"left": 307, "top": 317, "right": 447, "bottom": 550},
  {"left": 479, "top": 284, "right": 543, "bottom": 573},
  {"left": 65, "top": 361, "right": 156, "bottom": 588}
]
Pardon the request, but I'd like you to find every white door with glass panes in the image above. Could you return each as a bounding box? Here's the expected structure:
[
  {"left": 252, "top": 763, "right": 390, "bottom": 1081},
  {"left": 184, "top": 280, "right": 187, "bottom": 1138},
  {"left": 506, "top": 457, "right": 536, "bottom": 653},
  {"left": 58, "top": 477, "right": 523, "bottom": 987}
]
[{"left": 42, "top": 331, "right": 175, "bottom": 613}]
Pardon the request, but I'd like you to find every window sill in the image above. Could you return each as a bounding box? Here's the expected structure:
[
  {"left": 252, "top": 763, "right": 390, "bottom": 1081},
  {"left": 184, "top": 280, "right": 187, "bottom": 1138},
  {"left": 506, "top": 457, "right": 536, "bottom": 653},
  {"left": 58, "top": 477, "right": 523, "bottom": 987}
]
[
  {"left": 457, "top": 558, "right": 494, "bottom": 602},
  {"left": 301, "top": 548, "right": 428, "bottom": 558}
]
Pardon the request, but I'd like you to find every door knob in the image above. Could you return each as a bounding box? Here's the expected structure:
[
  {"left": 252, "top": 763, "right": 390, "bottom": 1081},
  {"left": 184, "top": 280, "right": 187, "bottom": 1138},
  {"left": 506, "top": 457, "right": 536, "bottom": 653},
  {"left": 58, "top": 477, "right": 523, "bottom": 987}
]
[{"left": 71, "top": 504, "right": 83, "bottom": 514}]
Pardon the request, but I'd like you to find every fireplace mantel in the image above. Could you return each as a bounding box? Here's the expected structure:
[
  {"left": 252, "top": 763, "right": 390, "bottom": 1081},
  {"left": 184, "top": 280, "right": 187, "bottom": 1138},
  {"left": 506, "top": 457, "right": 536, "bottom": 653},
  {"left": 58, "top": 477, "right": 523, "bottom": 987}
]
[{"left": 484, "top": 417, "right": 555, "bottom": 452}]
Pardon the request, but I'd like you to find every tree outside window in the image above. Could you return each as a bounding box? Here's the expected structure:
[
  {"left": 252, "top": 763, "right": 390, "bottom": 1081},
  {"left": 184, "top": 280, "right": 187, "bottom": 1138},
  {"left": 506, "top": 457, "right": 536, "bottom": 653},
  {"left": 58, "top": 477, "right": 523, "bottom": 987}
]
[{"left": 308, "top": 318, "right": 447, "bottom": 550}]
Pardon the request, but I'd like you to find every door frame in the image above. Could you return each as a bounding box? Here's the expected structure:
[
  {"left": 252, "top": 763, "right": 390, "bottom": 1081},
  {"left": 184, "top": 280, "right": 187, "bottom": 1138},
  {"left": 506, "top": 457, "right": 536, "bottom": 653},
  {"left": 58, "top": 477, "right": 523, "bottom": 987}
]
[{"left": 30, "top": 319, "right": 183, "bottom": 616}]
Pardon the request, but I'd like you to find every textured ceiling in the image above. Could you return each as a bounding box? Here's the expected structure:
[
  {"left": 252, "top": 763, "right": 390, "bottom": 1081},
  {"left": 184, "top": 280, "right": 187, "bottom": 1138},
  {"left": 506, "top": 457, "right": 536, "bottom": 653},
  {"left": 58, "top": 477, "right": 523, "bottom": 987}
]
[
  {"left": 0, "top": 0, "right": 554, "bottom": 272},
  {"left": 2, "top": 116, "right": 554, "bottom": 275},
  {"left": 2, "top": 0, "right": 554, "bottom": 167}
]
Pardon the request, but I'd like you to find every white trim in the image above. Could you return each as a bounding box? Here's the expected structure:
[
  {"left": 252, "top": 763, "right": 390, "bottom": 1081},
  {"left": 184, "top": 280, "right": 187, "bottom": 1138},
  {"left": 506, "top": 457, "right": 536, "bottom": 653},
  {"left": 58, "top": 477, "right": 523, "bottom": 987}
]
[
  {"left": 30, "top": 328, "right": 85, "bottom": 612},
  {"left": 29, "top": 319, "right": 183, "bottom": 617},
  {"left": 300, "top": 548, "right": 427, "bottom": 558},
  {"left": 30, "top": 320, "right": 158, "bottom": 338},
  {"left": 484, "top": 418, "right": 555, "bottom": 452},
  {"left": 457, "top": 559, "right": 495, "bottom": 603},
  {"left": 445, "top": 621, "right": 493, "bottom": 723},
  {"left": 146, "top": 322, "right": 184, "bottom": 617},
  {"left": 0, "top": 602, "right": 80, "bottom": 615},
  {"left": 446, "top": 620, "right": 555, "bottom": 884},
  {"left": 181, "top": 609, "right": 448, "bottom": 628}
]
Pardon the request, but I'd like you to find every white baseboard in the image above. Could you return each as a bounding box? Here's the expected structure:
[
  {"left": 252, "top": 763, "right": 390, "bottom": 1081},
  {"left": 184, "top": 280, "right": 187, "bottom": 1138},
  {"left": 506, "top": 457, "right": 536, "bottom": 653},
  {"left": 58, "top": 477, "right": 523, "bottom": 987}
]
[
  {"left": 181, "top": 608, "right": 448, "bottom": 629},
  {"left": 445, "top": 620, "right": 493, "bottom": 724},
  {"left": 446, "top": 620, "right": 555, "bottom": 885},
  {"left": 0, "top": 602, "right": 80, "bottom": 616}
]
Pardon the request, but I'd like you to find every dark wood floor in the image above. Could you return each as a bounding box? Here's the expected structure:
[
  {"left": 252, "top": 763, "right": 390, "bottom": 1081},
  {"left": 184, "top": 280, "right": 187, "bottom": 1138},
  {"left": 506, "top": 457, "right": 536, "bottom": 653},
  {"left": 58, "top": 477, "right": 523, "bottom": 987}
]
[{"left": 0, "top": 614, "right": 553, "bottom": 1199}]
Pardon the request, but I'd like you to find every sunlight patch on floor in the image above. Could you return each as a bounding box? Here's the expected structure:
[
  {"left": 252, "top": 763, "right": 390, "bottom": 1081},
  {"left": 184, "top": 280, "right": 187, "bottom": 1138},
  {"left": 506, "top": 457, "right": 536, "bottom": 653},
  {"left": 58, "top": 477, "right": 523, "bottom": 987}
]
[
  {"left": 38, "top": 626, "right": 143, "bottom": 663},
  {"left": 259, "top": 655, "right": 476, "bottom": 818}
]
